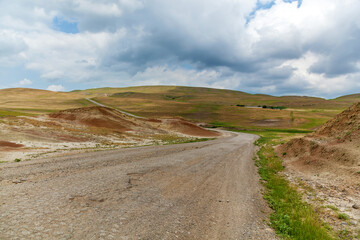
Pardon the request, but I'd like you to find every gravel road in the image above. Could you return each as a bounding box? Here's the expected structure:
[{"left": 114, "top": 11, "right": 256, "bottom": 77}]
[{"left": 0, "top": 131, "right": 277, "bottom": 240}]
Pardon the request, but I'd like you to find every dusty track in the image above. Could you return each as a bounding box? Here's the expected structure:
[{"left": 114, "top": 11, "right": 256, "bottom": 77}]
[{"left": 0, "top": 131, "right": 276, "bottom": 240}]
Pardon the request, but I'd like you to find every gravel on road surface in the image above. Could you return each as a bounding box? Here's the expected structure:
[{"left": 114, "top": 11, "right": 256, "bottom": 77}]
[{"left": 0, "top": 131, "right": 277, "bottom": 240}]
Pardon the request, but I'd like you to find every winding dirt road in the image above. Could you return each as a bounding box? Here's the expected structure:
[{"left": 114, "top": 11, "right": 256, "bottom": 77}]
[{"left": 0, "top": 132, "right": 277, "bottom": 240}]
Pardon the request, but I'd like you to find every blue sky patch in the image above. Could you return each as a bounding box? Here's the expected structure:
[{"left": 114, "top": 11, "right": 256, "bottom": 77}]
[
  {"left": 283, "top": 0, "right": 303, "bottom": 8},
  {"left": 52, "top": 16, "right": 79, "bottom": 34},
  {"left": 246, "top": 0, "right": 302, "bottom": 23},
  {"left": 182, "top": 63, "right": 195, "bottom": 70},
  {"left": 246, "top": 1, "right": 276, "bottom": 24}
]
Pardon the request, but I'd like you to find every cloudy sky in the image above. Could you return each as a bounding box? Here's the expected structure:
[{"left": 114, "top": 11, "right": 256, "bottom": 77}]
[{"left": 0, "top": 0, "right": 359, "bottom": 98}]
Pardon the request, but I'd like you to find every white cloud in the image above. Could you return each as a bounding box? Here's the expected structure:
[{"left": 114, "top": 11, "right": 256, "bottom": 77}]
[
  {"left": 47, "top": 84, "right": 65, "bottom": 92},
  {"left": 0, "top": 0, "right": 360, "bottom": 97},
  {"left": 19, "top": 78, "right": 32, "bottom": 86}
]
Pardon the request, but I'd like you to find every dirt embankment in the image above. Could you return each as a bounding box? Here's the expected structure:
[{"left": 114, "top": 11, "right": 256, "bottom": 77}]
[
  {"left": 275, "top": 102, "right": 360, "bottom": 237},
  {"left": 0, "top": 106, "right": 219, "bottom": 162},
  {"left": 0, "top": 141, "right": 24, "bottom": 148}
]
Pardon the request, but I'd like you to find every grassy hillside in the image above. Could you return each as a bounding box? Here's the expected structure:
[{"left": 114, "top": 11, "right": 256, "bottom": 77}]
[
  {"left": 1, "top": 86, "right": 358, "bottom": 131},
  {"left": 0, "top": 88, "right": 95, "bottom": 116},
  {"left": 75, "top": 86, "right": 354, "bottom": 131}
]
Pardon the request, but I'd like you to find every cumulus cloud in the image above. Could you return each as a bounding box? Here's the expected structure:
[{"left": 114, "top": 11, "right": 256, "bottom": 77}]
[
  {"left": 19, "top": 78, "right": 32, "bottom": 86},
  {"left": 0, "top": 0, "right": 360, "bottom": 97},
  {"left": 47, "top": 84, "right": 65, "bottom": 92}
]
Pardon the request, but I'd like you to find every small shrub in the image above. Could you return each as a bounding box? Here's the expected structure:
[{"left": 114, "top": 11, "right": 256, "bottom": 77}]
[
  {"left": 282, "top": 152, "right": 287, "bottom": 156},
  {"left": 14, "top": 158, "right": 21, "bottom": 162},
  {"left": 337, "top": 213, "right": 350, "bottom": 220}
]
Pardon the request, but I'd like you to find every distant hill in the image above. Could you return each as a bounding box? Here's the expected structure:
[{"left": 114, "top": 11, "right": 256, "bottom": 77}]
[
  {"left": 74, "top": 86, "right": 357, "bottom": 131},
  {"left": 0, "top": 88, "right": 92, "bottom": 116},
  {"left": 1, "top": 86, "right": 359, "bottom": 131},
  {"left": 333, "top": 93, "right": 360, "bottom": 103}
]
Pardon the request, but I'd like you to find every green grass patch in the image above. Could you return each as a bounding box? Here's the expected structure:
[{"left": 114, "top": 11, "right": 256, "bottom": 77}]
[
  {"left": 151, "top": 134, "right": 215, "bottom": 145},
  {"left": 0, "top": 109, "right": 34, "bottom": 117},
  {"left": 255, "top": 135, "right": 334, "bottom": 240},
  {"left": 210, "top": 121, "right": 312, "bottom": 134},
  {"left": 299, "top": 118, "right": 329, "bottom": 130},
  {"left": 325, "top": 205, "right": 339, "bottom": 212},
  {"left": 337, "top": 213, "right": 350, "bottom": 220},
  {"left": 181, "top": 138, "right": 215, "bottom": 143}
]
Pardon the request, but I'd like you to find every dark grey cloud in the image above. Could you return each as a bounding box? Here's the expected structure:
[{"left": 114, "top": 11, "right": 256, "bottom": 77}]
[{"left": 1, "top": 0, "right": 360, "bottom": 98}]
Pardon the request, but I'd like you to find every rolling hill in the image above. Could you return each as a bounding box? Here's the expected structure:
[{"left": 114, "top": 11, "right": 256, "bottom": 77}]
[{"left": 0, "top": 86, "right": 358, "bottom": 131}]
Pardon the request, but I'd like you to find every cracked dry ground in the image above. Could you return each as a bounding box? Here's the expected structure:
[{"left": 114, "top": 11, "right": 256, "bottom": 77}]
[{"left": 0, "top": 132, "right": 277, "bottom": 240}]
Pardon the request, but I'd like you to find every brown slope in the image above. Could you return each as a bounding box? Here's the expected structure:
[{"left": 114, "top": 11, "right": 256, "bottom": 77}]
[
  {"left": 157, "top": 118, "right": 220, "bottom": 137},
  {"left": 46, "top": 106, "right": 219, "bottom": 137},
  {"left": 48, "top": 106, "right": 136, "bottom": 132},
  {"left": 277, "top": 102, "right": 360, "bottom": 173},
  {"left": 275, "top": 105, "right": 360, "bottom": 236},
  {"left": 314, "top": 102, "right": 360, "bottom": 139}
]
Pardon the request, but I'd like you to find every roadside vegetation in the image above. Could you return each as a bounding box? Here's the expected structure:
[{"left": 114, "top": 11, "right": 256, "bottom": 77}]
[
  {"left": 152, "top": 134, "right": 215, "bottom": 145},
  {"left": 210, "top": 123, "right": 335, "bottom": 239},
  {"left": 254, "top": 132, "right": 334, "bottom": 240}
]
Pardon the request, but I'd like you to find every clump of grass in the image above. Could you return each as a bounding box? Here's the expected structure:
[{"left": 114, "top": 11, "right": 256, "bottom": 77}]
[
  {"left": 355, "top": 229, "right": 360, "bottom": 239},
  {"left": 14, "top": 158, "right": 21, "bottom": 162},
  {"left": 182, "top": 138, "right": 214, "bottom": 143},
  {"left": 325, "top": 205, "right": 339, "bottom": 211},
  {"left": 337, "top": 213, "right": 350, "bottom": 220},
  {"left": 255, "top": 137, "right": 333, "bottom": 240},
  {"left": 338, "top": 229, "right": 351, "bottom": 239}
]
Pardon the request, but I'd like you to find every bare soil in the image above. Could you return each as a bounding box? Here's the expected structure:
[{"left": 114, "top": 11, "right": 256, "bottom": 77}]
[
  {"left": 0, "top": 106, "right": 219, "bottom": 162},
  {"left": 0, "top": 141, "right": 24, "bottom": 148}
]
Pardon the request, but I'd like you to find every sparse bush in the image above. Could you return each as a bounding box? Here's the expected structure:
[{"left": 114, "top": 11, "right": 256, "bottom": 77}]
[
  {"left": 337, "top": 213, "right": 350, "bottom": 220},
  {"left": 14, "top": 158, "right": 21, "bottom": 162}
]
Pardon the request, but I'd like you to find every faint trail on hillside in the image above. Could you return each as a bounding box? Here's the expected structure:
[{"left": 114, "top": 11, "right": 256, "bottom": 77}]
[
  {"left": 86, "top": 98, "right": 145, "bottom": 119},
  {"left": 0, "top": 131, "right": 277, "bottom": 239}
]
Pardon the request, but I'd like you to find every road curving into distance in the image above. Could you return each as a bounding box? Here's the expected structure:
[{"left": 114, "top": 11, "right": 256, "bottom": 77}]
[
  {"left": 86, "top": 98, "right": 145, "bottom": 119},
  {"left": 0, "top": 131, "right": 277, "bottom": 239}
]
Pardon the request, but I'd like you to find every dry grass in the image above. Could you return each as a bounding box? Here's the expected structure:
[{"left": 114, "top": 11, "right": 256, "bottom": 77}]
[
  {"left": 0, "top": 88, "right": 94, "bottom": 115},
  {"left": 77, "top": 86, "right": 353, "bottom": 131},
  {"left": 1, "top": 86, "right": 357, "bottom": 131}
]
